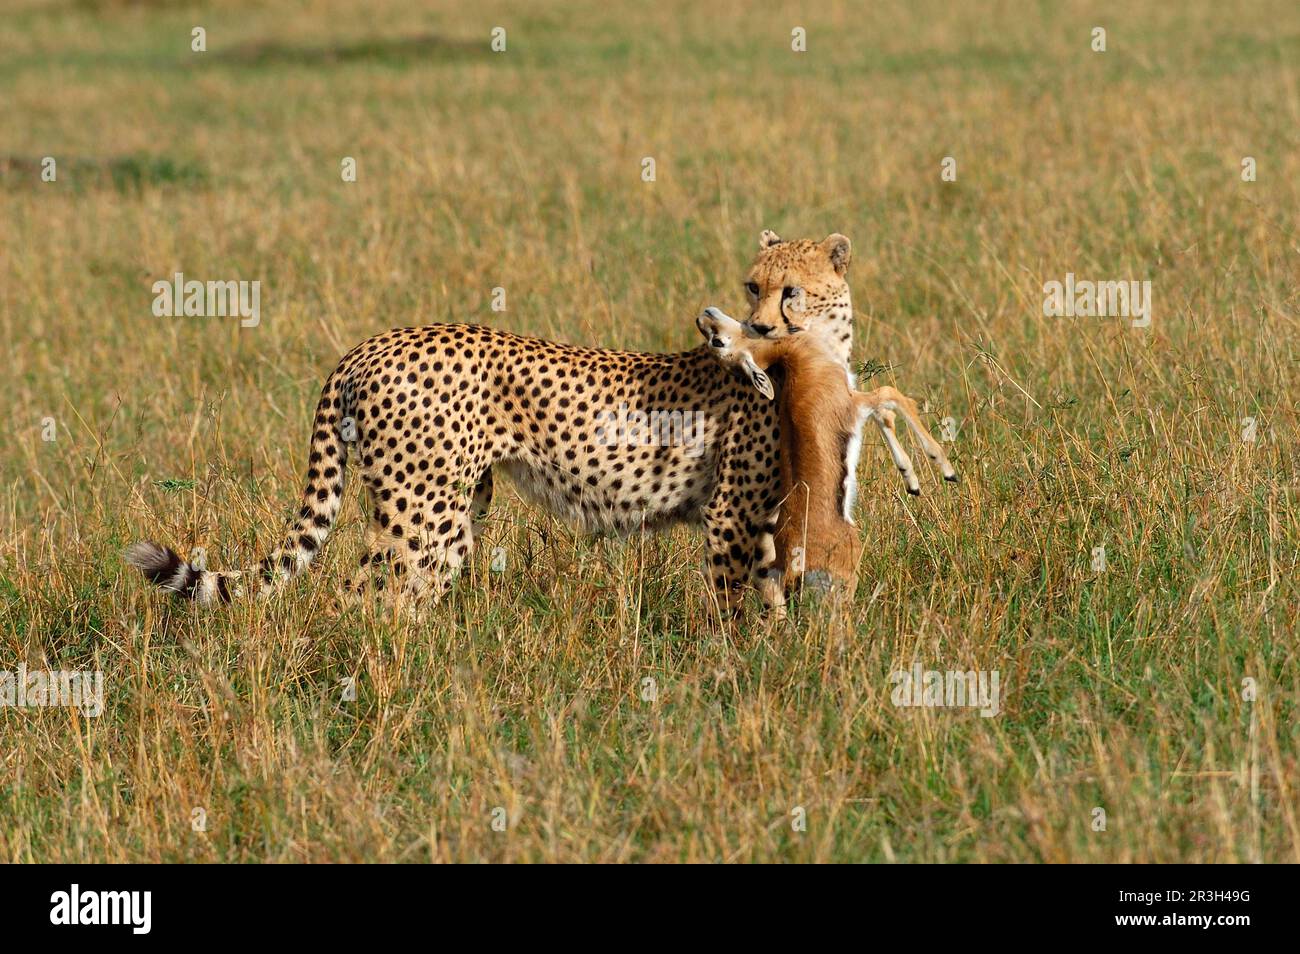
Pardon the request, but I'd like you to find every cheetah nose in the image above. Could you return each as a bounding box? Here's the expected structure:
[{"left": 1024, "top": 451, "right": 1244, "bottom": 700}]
[{"left": 748, "top": 322, "right": 774, "bottom": 336}]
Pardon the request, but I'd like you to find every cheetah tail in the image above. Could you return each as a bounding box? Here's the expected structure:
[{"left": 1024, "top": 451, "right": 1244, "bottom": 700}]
[{"left": 125, "top": 372, "right": 354, "bottom": 604}]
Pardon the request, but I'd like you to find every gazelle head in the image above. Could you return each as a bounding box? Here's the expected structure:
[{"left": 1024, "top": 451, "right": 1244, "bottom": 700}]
[{"left": 696, "top": 306, "right": 776, "bottom": 400}]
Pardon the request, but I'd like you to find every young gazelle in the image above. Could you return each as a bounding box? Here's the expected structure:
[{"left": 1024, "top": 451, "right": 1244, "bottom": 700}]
[{"left": 696, "top": 307, "right": 957, "bottom": 595}]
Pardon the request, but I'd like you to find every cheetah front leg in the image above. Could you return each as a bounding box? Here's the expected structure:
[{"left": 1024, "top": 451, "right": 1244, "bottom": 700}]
[
  {"left": 702, "top": 449, "right": 786, "bottom": 623},
  {"left": 752, "top": 514, "right": 787, "bottom": 622},
  {"left": 702, "top": 515, "right": 749, "bottom": 622},
  {"left": 701, "top": 509, "right": 785, "bottom": 624}
]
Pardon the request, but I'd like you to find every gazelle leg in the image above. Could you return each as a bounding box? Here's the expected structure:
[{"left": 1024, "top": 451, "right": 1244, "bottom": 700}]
[
  {"left": 903, "top": 414, "right": 957, "bottom": 481},
  {"left": 871, "top": 407, "right": 921, "bottom": 496},
  {"left": 863, "top": 387, "right": 958, "bottom": 483},
  {"left": 887, "top": 391, "right": 957, "bottom": 481}
]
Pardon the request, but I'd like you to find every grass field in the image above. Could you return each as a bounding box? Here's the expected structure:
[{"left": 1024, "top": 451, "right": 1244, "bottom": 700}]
[{"left": 1, "top": 0, "right": 1298, "bottom": 862}]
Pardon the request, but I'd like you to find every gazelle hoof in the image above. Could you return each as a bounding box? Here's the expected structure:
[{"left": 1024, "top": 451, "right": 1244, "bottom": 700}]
[{"left": 801, "top": 570, "right": 834, "bottom": 595}]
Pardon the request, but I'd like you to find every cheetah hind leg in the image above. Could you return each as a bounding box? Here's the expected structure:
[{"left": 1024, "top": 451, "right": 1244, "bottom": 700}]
[
  {"left": 390, "top": 502, "right": 476, "bottom": 609},
  {"left": 470, "top": 468, "right": 493, "bottom": 539},
  {"left": 341, "top": 491, "right": 394, "bottom": 602},
  {"left": 343, "top": 548, "right": 395, "bottom": 600}
]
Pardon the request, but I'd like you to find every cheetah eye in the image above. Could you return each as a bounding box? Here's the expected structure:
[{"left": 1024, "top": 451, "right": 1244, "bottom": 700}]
[{"left": 744, "top": 282, "right": 760, "bottom": 297}]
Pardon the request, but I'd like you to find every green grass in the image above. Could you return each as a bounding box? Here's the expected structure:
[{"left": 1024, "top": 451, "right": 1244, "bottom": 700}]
[{"left": 0, "top": 0, "right": 1297, "bottom": 862}]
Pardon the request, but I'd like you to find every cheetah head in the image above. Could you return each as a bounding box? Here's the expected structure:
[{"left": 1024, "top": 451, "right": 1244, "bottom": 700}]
[{"left": 742, "top": 229, "right": 853, "bottom": 353}]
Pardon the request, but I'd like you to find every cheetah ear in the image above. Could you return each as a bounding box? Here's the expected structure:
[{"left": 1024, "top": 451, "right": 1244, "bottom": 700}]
[
  {"left": 758, "top": 229, "right": 784, "bottom": 250},
  {"left": 822, "top": 233, "right": 852, "bottom": 274}
]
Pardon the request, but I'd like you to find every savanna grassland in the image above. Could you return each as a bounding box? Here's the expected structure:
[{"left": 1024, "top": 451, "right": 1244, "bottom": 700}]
[{"left": 1, "top": 0, "right": 1298, "bottom": 862}]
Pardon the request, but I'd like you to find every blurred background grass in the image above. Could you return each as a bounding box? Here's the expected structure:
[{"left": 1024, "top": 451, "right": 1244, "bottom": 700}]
[{"left": 0, "top": 0, "right": 1297, "bottom": 861}]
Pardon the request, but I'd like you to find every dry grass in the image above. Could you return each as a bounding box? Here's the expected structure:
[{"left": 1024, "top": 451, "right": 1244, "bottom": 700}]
[{"left": 1, "top": 0, "right": 1298, "bottom": 862}]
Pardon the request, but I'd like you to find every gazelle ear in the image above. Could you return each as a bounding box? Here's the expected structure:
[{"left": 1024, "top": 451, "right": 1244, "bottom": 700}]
[
  {"left": 758, "top": 229, "right": 784, "bottom": 250},
  {"left": 741, "top": 354, "right": 776, "bottom": 400},
  {"left": 821, "top": 233, "right": 851, "bottom": 273}
]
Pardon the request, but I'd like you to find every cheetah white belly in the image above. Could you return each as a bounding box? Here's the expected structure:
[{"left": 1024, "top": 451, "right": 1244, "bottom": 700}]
[{"left": 499, "top": 449, "right": 712, "bottom": 534}]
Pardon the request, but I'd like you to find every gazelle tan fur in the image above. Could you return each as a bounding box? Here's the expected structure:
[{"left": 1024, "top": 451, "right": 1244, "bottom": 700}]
[{"left": 696, "top": 307, "right": 957, "bottom": 595}]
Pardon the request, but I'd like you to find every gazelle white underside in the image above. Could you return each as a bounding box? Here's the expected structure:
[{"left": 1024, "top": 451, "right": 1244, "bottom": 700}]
[{"left": 841, "top": 404, "right": 872, "bottom": 523}]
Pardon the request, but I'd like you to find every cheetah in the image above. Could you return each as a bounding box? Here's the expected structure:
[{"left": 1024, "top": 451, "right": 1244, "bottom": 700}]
[
  {"left": 125, "top": 230, "right": 859, "bottom": 614},
  {"left": 695, "top": 306, "right": 957, "bottom": 594}
]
